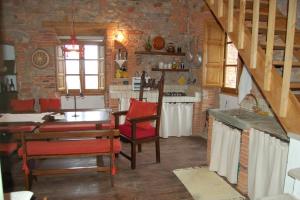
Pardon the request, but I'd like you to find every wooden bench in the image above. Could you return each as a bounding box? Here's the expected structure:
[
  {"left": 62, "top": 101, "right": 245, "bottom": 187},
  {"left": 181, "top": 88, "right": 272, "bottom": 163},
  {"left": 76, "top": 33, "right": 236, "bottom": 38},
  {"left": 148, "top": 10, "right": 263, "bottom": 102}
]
[{"left": 18, "top": 129, "right": 121, "bottom": 190}]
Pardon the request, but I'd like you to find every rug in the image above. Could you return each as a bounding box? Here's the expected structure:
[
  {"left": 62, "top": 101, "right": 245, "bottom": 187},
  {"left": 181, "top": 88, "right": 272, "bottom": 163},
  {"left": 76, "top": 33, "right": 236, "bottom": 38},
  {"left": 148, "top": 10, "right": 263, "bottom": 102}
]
[{"left": 173, "top": 167, "right": 245, "bottom": 200}]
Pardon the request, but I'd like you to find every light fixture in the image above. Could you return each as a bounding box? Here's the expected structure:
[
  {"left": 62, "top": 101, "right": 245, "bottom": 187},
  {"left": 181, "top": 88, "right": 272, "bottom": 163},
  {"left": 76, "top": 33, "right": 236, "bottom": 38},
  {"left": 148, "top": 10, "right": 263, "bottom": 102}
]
[
  {"left": 61, "top": 0, "right": 84, "bottom": 58},
  {"left": 115, "top": 30, "right": 125, "bottom": 43},
  {"left": 115, "top": 24, "right": 125, "bottom": 43}
]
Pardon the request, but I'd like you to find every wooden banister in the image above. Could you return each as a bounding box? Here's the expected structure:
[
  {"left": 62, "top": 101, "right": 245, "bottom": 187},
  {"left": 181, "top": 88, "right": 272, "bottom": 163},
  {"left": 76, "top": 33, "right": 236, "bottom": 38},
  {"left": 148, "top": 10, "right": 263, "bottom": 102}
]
[
  {"left": 250, "top": 0, "right": 260, "bottom": 69},
  {"left": 280, "top": 0, "right": 297, "bottom": 117},
  {"left": 263, "top": 0, "right": 276, "bottom": 91},
  {"left": 228, "top": 0, "right": 234, "bottom": 32},
  {"left": 238, "top": 0, "right": 246, "bottom": 49},
  {"left": 218, "top": 0, "right": 224, "bottom": 17}
]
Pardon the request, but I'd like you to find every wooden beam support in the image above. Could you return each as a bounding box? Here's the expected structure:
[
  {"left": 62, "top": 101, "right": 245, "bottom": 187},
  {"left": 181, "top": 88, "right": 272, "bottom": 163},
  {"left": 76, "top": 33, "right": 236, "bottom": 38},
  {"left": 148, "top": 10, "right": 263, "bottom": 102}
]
[
  {"left": 280, "top": 0, "right": 297, "bottom": 117},
  {"left": 227, "top": 0, "right": 234, "bottom": 32},
  {"left": 238, "top": 0, "right": 246, "bottom": 49},
  {"left": 263, "top": 0, "right": 276, "bottom": 91},
  {"left": 250, "top": 0, "right": 260, "bottom": 69}
]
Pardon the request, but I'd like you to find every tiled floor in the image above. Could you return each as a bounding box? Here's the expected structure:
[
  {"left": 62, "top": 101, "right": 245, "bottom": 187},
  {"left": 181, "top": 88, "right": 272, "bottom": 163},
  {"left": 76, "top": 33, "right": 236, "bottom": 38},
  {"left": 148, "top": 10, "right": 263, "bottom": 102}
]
[{"left": 10, "top": 136, "right": 207, "bottom": 200}]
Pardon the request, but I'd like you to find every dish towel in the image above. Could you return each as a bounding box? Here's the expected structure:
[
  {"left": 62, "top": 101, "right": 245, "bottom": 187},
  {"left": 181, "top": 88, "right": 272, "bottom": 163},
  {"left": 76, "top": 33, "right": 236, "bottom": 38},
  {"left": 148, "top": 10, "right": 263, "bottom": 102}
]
[{"left": 238, "top": 65, "right": 252, "bottom": 103}]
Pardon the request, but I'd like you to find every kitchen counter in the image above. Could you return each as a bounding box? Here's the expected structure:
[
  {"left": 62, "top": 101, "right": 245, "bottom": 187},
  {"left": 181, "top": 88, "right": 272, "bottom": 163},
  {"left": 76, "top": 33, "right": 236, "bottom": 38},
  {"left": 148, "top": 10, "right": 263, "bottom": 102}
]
[
  {"left": 209, "top": 108, "right": 288, "bottom": 141},
  {"left": 109, "top": 85, "right": 201, "bottom": 103}
]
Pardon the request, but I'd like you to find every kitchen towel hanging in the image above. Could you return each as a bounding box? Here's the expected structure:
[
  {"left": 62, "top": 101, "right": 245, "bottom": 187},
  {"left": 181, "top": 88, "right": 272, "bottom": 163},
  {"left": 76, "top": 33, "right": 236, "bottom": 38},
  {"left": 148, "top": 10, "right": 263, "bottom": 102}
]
[
  {"left": 238, "top": 65, "right": 252, "bottom": 104},
  {"left": 209, "top": 120, "right": 241, "bottom": 184},
  {"left": 248, "top": 129, "right": 289, "bottom": 200}
]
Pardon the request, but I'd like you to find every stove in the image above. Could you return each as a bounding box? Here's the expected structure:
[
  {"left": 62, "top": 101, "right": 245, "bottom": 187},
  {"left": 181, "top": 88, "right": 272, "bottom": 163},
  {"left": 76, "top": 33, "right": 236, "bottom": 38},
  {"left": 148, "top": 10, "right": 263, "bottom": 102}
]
[{"left": 163, "top": 92, "right": 187, "bottom": 96}]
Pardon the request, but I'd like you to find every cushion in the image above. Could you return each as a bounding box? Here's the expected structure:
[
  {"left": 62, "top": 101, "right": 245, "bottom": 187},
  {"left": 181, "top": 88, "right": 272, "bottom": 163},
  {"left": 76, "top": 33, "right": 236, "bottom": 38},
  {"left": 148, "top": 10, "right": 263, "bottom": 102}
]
[
  {"left": 18, "top": 139, "right": 121, "bottom": 156},
  {"left": 0, "top": 143, "right": 18, "bottom": 155},
  {"left": 39, "top": 123, "right": 97, "bottom": 132},
  {"left": 10, "top": 99, "right": 35, "bottom": 113},
  {"left": 39, "top": 98, "right": 61, "bottom": 112},
  {"left": 119, "top": 124, "right": 156, "bottom": 139},
  {"left": 5, "top": 125, "right": 37, "bottom": 133},
  {"left": 125, "top": 98, "right": 157, "bottom": 129}
]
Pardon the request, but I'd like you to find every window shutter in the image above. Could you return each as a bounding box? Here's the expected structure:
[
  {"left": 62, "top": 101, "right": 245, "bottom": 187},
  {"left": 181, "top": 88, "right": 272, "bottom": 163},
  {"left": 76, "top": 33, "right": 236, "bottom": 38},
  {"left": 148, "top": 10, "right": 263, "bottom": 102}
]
[
  {"left": 203, "top": 21, "right": 225, "bottom": 87},
  {"left": 56, "top": 46, "right": 66, "bottom": 91}
]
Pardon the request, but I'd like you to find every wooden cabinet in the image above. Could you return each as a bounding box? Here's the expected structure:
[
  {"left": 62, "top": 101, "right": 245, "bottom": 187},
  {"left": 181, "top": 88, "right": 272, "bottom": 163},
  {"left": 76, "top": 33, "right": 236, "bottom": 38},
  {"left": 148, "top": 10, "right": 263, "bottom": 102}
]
[{"left": 202, "top": 21, "right": 225, "bottom": 87}]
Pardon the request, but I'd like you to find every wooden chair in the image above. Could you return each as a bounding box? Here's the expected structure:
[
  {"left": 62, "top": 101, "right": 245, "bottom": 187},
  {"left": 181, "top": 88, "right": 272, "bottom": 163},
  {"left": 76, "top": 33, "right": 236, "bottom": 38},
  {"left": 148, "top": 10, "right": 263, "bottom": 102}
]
[
  {"left": 18, "top": 129, "right": 121, "bottom": 189},
  {"left": 113, "top": 71, "right": 165, "bottom": 169}
]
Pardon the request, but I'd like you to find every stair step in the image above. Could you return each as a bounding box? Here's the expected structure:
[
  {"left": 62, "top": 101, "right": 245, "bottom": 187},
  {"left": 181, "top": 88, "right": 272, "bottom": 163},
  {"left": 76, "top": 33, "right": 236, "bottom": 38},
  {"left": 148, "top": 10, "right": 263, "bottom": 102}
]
[
  {"left": 260, "top": 43, "right": 300, "bottom": 50},
  {"left": 245, "top": 0, "right": 269, "bottom": 9},
  {"left": 273, "top": 61, "right": 300, "bottom": 68},
  {"left": 295, "top": 94, "right": 300, "bottom": 101},
  {"left": 243, "top": 9, "right": 285, "bottom": 22},
  {"left": 246, "top": 23, "right": 300, "bottom": 35},
  {"left": 290, "top": 82, "right": 300, "bottom": 90}
]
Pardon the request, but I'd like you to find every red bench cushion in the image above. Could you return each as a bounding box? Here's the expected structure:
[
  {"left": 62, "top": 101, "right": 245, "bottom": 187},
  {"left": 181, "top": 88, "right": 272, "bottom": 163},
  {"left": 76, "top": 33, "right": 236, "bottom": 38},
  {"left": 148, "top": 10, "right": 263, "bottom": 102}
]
[
  {"left": 18, "top": 139, "right": 121, "bottom": 156},
  {"left": 125, "top": 98, "right": 157, "bottom": 129},
  {"left": 39, "top": 98, "right": 61, "bottom": 112},
  {"left": 0, "top": 143, "right": 18, "bottom": 155},
  {"left": 119, "top": 124, "right": 156, "bottom": 139},
  {"left": 0, "top": 125, "right": 37, "bottom": 133},
  {"left": 10, "top": 99, "right": 35, "bottom": 113},
  {"left": 39, "top": 123, "right": 97, "bottom": 132}
]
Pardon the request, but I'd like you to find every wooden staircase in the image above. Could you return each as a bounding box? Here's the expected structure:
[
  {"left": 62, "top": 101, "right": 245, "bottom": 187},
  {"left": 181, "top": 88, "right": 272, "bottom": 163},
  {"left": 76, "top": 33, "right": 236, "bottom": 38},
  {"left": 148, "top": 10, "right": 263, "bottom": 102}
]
[{"left": 204, "top": 0, "right": 300, "bottom": 135}]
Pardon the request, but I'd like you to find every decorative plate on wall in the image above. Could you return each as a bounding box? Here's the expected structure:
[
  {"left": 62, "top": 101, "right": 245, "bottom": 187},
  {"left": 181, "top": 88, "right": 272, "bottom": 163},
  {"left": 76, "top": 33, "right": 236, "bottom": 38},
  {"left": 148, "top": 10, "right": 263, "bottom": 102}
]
[
  {"left": 32, "top": 49, "right": 49, "bottom": 69},
  {"left": 152, "top": 36, "right": 165, "bottom": 50}
]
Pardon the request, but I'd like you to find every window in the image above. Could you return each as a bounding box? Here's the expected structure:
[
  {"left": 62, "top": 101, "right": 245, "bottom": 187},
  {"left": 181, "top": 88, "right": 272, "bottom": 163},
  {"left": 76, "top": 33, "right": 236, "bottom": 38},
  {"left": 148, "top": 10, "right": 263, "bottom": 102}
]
[
  {"left": 56, "top": 42, "right": 105, "bottom": 95},
  {"left": 222, "top": 36, "right": 241, "bottom": 94}
]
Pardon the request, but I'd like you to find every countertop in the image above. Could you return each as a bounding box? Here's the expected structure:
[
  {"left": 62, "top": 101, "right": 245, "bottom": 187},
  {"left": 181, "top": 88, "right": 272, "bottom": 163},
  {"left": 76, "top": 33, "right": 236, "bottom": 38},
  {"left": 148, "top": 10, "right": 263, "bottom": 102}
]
[
  {"left": 109, "top": 85, "right": 201, "bottom": 103},
  {"left": 208, "top": 109, "right": 289, "bottom": 141}
]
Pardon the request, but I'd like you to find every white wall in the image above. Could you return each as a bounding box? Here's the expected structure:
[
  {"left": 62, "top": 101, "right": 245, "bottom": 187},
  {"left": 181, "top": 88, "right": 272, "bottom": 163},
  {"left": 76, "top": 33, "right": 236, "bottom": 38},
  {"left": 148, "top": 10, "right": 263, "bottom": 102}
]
[
  {"left": 61, "top": 95, "right": 105, "bottom": 110},
  {"left": 284, "top": 136, "right": 300, "bottom": 198},
  {"left": 219, "top": 93, "right": 239, "bottom": 110}
]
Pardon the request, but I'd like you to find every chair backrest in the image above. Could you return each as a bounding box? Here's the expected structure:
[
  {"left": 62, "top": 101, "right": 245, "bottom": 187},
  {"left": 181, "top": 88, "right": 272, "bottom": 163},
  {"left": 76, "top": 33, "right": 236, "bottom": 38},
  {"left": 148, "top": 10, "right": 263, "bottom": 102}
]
[
  {"left": 138, "top": 71, "right": 165, "bottom": 120},
  {"left": 10, "top": 99, "right": 35, "bottom": 113}
]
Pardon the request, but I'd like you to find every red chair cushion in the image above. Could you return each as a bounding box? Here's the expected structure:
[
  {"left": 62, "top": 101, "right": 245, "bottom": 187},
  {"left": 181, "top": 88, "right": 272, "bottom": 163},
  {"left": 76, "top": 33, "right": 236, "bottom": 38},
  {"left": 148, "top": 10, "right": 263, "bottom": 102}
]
[
  {"left": 10, "top": 99, "right": 35, "bottom": 113},
  {"left": 119, "top": 124, "right": 156, "bottom": 139},
  {"left": 0, "top": 125, "right": 37, "bottom": 133},
  {"left": 125, "top": 98, "right": 157, "bottom": 129},
  {"left": 39, "top": 98, "right": 61, "bottom": 112},
  {"left": 39, "top": 123, "right": 97, "bottom": 132},
  {"left": 18, "top": 139, "right": 121, "bottom": 156},
  {"left": 0, "top": 143, "right": 18, "bottom": 155}
]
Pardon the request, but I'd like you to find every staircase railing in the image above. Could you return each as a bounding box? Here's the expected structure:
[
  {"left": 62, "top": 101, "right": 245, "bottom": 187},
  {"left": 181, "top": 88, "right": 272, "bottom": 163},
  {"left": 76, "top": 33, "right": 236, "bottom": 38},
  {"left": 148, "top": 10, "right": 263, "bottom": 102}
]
[{"left": 204, "top": 0, "right": 300, "bottom": 135}]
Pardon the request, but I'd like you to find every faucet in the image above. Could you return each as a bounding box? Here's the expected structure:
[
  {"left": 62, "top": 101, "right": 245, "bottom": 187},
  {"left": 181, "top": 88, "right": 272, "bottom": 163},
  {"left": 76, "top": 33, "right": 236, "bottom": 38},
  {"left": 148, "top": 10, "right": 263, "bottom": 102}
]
[{"left": 245, "top": 93, "right": 260, "bottom": 113}]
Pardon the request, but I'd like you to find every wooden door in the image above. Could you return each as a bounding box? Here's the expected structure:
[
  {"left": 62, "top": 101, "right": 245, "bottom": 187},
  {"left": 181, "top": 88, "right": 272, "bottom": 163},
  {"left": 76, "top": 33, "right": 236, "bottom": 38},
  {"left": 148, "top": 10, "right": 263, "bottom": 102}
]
[{"left": 202, "top": 21, "right": 225, "bottom": 87}]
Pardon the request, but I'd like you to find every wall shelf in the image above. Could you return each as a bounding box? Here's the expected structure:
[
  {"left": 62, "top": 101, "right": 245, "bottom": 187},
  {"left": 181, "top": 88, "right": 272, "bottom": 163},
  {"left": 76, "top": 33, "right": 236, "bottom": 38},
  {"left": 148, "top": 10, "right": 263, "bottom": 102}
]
[
  {"left": 135, "top": 51, "right": 185, "bottom": 56},
  {"left": 151, "top": 68, "right": 189, "bottom": 72}
]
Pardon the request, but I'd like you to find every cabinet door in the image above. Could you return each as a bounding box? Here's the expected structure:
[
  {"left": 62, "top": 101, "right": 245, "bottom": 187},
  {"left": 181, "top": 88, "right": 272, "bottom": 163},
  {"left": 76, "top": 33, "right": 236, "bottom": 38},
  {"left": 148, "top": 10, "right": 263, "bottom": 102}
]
[{"left": 202, "top": 21, "right": 225, "bottom": 87}]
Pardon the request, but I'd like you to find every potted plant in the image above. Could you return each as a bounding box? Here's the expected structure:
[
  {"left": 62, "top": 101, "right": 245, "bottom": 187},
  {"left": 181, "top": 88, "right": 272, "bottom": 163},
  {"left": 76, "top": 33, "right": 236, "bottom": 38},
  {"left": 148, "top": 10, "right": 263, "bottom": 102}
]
[{"left": 144, "top": 36, "right": 152, "bottom": 51}]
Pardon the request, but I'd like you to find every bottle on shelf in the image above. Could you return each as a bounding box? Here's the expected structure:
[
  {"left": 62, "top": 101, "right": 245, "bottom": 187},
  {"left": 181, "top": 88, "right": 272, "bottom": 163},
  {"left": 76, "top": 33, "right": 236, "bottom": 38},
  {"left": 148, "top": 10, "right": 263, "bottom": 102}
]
[{"left": 9, "top": 78, "right": 15, "bottom": 92}]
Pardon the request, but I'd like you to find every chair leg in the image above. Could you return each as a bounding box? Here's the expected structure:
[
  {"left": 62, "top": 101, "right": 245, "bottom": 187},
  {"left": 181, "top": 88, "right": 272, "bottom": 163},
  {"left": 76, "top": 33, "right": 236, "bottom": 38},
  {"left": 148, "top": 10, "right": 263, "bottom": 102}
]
[
  {"left": 131, "top": 143, "right": 136, "bottom": 169},
  {"left": 155, "top": 139, "right": 160, "bottom": 163},
  {"left": 138, "top": 144, "right": 142, "bottom": 152}
]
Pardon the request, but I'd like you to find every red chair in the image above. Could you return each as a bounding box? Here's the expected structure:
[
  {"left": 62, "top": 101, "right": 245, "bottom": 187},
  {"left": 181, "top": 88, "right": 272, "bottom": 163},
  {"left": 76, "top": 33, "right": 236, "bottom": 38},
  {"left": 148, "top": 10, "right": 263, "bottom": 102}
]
[
  {"left": 39, "top": 98, "right": 61, "bottom": 112},
  {"left": 113, "top": 71, "right": 165, "bottom": 169},
  {"left": 10, "top": 99, "right": 35, "bottom": 113}
]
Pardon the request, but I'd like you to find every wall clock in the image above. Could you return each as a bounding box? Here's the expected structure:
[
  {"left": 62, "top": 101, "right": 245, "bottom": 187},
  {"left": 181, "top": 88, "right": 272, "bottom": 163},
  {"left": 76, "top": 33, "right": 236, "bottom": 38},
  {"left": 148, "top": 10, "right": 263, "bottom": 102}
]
[{"left": 32, "top": 49, "right": 49, "bottom": 69}]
